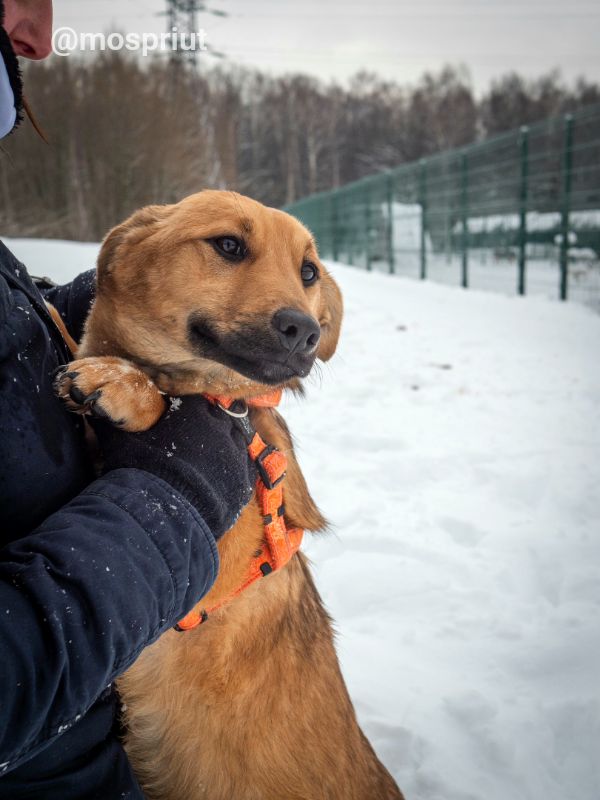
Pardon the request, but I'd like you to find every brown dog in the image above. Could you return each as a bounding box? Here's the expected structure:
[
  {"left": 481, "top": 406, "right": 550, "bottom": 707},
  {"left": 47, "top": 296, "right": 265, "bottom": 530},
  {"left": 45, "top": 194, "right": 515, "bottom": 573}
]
[{"left": 54, "top": 190, "right": 404, "bottom": 800}]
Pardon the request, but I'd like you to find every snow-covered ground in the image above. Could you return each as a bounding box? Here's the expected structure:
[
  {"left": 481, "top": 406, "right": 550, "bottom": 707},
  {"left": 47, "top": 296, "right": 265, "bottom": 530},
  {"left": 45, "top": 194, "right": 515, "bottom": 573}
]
[
  {"left": 288, "top": 266, "right": 600, "bottom": 800},
  {"left": 3, "top": 238, "right": 101, "bottom": 283},
  {"left": 5, "top": 237, "right": 600, "bottom": 800}
]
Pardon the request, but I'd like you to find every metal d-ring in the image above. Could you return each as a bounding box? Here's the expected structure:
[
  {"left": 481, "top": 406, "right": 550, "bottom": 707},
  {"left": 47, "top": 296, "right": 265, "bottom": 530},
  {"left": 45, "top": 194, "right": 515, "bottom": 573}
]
[{"left": 217, "top": 400, "right": 249, "bottom": 419}]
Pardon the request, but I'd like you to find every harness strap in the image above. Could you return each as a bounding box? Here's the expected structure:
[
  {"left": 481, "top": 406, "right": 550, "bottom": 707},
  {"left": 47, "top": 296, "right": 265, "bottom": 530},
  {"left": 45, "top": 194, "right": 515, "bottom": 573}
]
[
  {"left": 207, "top": 389, "right": 282, "bottom": 411},
  {"left": 175, "top": 391, "right": 303, "bottom": 632}
]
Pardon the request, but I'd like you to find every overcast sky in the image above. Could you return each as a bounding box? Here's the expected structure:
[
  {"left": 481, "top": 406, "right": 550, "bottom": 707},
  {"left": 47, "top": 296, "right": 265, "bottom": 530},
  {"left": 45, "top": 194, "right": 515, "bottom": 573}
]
[{"left": 53, "top": 0, "right": 600, "bottom": 94}]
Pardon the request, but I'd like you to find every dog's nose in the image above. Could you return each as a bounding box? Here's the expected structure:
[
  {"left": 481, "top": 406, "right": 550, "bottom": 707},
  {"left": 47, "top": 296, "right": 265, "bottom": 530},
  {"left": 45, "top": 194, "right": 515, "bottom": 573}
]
[{"left": 272, "top": 309, "right": 320, "bottom": 354}]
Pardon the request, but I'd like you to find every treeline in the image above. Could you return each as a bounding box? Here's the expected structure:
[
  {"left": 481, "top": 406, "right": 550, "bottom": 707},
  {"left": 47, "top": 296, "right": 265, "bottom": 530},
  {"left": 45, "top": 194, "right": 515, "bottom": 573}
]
[{"left": 1, "top": 54, "right": 598, "bottom": 241}]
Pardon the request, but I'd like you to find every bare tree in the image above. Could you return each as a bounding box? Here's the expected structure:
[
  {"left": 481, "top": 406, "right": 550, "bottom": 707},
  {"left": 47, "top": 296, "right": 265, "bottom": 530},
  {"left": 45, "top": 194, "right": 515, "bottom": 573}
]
[{"left": 1, "top": 54, "right": 597, "bottom": 241}]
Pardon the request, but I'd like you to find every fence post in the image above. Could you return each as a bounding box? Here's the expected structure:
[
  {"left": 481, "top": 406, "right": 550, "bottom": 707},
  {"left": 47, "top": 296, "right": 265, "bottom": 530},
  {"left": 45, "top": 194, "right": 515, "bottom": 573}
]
[
  {"left": 419, "top": 159, "right": 427, "bottom": 280},
  {"left": 461, "top": 152, "right": 469, "bottom": 288},
  {"left": 386, "top": 174, "right": 395, "bottom": 274},
  {"left": 364, "top": 186, "right": 372, "bottom": 271},
  {"left": 331, "top": 195, "right": 339, "bottom": 262},
  {"left": 559, "top": 114, "right": 574, "bottom": 301},
  {"left": 347, "top": 195, "right": 354, "bottom": 266},
  {"left": 518, "top": 126, "right": 529, "bottom": 296}
]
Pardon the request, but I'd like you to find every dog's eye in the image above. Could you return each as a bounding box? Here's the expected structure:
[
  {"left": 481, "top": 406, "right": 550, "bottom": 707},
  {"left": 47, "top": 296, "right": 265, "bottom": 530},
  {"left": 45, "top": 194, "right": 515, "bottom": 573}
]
[
  {"left": 211, "top": 236, "right": 246, "bottom": 261},
  {"left": 301, "top": 262, "right": 319, "bottom": 286}
]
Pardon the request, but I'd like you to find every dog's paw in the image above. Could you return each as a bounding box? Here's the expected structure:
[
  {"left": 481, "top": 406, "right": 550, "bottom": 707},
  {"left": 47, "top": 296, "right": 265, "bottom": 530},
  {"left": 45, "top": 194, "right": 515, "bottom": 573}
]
[{"left": 54, "top": 356, "right": 167, "bottom": 432}]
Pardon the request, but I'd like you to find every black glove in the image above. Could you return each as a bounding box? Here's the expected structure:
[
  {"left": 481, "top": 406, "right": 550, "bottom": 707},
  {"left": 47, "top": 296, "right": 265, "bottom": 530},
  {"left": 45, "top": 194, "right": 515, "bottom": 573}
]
[{"left": 92, "top": 395, "right": 256, "bottom": 540}]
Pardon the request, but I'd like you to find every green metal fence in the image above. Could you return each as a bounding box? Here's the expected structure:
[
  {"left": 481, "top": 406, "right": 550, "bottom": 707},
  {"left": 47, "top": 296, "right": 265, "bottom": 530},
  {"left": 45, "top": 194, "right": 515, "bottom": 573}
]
[{"left": 284, "top": 103, "right": 600, "bottom": 311}]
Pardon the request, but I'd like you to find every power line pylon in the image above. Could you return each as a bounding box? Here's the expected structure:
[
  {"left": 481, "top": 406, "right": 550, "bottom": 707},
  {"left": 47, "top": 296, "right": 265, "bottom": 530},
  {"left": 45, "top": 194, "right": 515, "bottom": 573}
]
[{"left": 165, "top": 0, "right": 203, "bottom": 67}]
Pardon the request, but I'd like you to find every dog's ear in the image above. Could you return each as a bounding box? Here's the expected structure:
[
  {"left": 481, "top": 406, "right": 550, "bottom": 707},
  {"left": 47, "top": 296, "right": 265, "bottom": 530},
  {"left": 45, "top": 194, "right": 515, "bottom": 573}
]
[
  {"left": 96, "top": 204, "right": 173, "bottom": 291},
  {"left": 317, "top": 269, "right": 343, "bottom": 362}
]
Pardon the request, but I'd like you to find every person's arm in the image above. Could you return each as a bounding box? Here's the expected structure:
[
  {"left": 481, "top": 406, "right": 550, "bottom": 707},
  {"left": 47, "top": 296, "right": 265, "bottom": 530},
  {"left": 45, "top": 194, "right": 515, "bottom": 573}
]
[
  {"left": 0, "top": 469, "right": 215, "bottom": 773},
  {"left": 0, "top": 395, "right": 255, "bottom": 774}
]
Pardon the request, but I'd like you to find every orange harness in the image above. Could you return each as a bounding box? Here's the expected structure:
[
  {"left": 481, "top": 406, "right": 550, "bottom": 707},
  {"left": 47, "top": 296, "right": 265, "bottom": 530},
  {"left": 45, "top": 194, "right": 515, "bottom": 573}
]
[{"left": 175, "top": 389, "right": 304, "bottom": 632}]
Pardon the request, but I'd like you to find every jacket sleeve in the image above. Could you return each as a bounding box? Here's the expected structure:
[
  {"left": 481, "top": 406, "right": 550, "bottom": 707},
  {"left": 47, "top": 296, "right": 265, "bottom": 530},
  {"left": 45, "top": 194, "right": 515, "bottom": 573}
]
[
  {"left": 0, "top": 467, "right": 219, "bottom": 774},
  {"left": 41, "top": 268, "right": 96, "bottom": 344}
]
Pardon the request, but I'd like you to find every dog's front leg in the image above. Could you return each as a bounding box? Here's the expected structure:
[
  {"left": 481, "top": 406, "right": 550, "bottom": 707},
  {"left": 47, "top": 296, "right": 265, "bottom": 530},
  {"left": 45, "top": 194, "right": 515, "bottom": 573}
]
[{"left": 54, "top": 356, "right": 166, "bottom": 432}]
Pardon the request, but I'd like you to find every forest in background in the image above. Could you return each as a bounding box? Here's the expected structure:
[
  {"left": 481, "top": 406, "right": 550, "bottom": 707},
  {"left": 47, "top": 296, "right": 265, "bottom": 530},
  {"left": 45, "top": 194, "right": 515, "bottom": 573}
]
[{"left": 1, "top": 53, "right": 599, "bottom": 241}]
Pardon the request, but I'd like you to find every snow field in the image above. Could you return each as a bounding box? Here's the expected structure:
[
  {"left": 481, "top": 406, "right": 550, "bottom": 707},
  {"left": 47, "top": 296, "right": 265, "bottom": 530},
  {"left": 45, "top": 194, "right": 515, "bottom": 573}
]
[{"left": 282, "top": 264, "right": 600, "bottom": 800}]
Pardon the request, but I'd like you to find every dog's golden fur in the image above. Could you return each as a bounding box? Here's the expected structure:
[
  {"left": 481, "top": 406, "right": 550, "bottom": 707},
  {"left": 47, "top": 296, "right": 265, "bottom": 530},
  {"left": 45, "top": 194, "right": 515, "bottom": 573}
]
[{"left": 55, "top": 190, "right": 403, "bottom": 799}]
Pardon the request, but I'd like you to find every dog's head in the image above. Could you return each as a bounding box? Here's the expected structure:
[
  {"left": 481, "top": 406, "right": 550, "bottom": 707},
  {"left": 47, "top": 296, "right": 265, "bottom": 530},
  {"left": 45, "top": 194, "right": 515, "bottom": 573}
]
[{"left": 91, "top": 190, "right": 343, "bottom": 397}]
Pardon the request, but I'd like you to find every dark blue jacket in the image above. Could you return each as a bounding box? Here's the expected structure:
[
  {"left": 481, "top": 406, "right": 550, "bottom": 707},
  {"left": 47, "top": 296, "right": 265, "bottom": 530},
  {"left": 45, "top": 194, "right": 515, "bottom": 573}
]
[{"left": 0, "top": 241, "right": 219, "bottom": 798}]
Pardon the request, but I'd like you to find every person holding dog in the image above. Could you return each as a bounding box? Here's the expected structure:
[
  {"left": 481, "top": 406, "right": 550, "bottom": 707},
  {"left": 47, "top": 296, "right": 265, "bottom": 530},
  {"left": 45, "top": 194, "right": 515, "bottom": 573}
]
[{"left": 0, "top": 2, "right": 256, "bottom": 797}]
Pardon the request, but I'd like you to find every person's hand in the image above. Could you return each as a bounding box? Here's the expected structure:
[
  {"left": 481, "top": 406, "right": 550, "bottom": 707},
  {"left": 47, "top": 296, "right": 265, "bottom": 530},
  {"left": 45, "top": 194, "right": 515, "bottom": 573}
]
[{"left": 92, "top": 395, "right": 256, "bottom": 540}]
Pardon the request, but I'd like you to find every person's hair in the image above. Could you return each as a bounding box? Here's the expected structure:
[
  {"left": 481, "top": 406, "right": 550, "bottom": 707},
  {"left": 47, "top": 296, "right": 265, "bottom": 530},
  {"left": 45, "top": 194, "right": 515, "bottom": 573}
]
[{"left": 23, "top": 95, "right": 48, "bottom": 143}]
